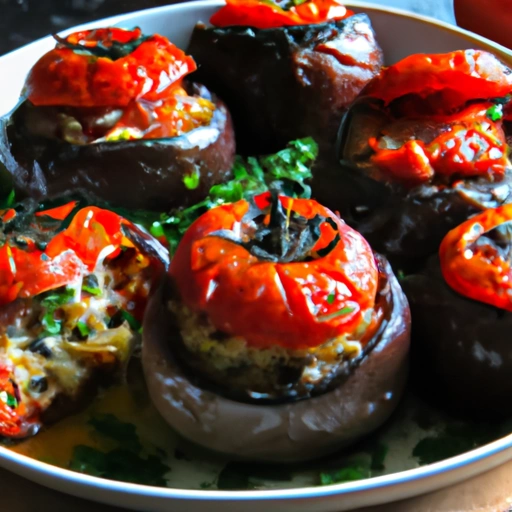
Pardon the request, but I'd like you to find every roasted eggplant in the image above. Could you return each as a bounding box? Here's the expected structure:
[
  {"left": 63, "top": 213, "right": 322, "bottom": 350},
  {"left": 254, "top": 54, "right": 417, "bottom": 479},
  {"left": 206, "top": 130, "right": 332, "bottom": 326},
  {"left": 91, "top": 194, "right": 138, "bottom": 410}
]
[
  {"left": 0, "top": 201, "right": 165, "bottom": 438},
  {"left": 142, "top": 191, "right": 410, "bottom": 462},
  {"left": 336, "top": 50, "right": 512, "bottom": 261},
  {"left": 187, "top": 0, "right": 383, "bottom": 156},
  {"left": 403, "top": 205, "right": 512, "bottom": 418},
  {"left": 1, "top": 27, "right": 235, "bottom": 211}
]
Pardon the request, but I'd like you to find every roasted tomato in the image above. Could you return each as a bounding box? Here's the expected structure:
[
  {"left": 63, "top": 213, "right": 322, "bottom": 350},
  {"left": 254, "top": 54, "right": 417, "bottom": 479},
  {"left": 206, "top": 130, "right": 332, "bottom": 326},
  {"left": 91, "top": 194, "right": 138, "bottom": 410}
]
[
  {"left": 2, "top": 28, "right": 235, "bottom": 210},
  {"left": 403, "top": 205, "right": 512, "bottom": 418},
  {"left": 187, "top": 11, "right": 383, "bottom": 156},
  {"left": 0, "top": 201, "right": 164, "bottom": 438},
  {"left": 211, "top": 0, "right": 353, "bottom": 29},
  {"left": 142, "top": 192, "right": 410, "bottom": 462},
  {"left": 336, "top": 49, "right": 512, "bottom": 261}
]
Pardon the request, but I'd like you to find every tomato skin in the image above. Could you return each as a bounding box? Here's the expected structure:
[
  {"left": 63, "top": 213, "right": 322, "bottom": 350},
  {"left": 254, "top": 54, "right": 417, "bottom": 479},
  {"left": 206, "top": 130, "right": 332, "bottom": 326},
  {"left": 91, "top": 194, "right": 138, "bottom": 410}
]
[
  {"left": 0, "top": 203, "right": 136, "bottom": 305},
  {"left": 439, "top": 204, "right": 512, "bottom": 311},
  {"left": 26, "top": 28, "right": 197, "bottom": 107},
  {"left": 0, "top": 363, "right": 34, "bottom": 438},
  {"left": 210, "top": 0, "right": 353, "bottom": 29},
  {"left": 170, "top": 194, "right": 378, "bottom": 350},
  {"left": 363, "top": 50, "right": 512, "bottom": 111},
  {"left": 369, "top": 104, "right": 509, "bottom": 185}
]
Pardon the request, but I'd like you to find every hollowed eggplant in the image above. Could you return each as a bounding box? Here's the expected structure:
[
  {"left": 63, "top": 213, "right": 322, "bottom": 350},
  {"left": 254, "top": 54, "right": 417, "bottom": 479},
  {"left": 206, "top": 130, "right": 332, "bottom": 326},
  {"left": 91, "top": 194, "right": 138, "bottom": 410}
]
[
  {"left": 187, "top": 13, "right": 383, "bottom": 157},
  {"left": 1, "top": 83, "right": 235, "bottom": 211},
  {"left": 402, "top": 256, "right": 512, "bottom": 419},
  {"left": 142, "top": 254, "right": 410, "bottom": 462},
  {"left": 335, "top": 96, "right": 512, "bottom": 262}
]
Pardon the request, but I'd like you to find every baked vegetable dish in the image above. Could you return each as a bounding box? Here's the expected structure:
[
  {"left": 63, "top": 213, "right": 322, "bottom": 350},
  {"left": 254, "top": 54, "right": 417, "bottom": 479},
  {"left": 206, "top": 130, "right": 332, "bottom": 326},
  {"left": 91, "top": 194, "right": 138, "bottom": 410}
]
[
  {"left": 2, "top": 27, "right": 235, "bottom": 210},
  {"left": 0, "top": 0, "right": 511, "bottom": 472}
]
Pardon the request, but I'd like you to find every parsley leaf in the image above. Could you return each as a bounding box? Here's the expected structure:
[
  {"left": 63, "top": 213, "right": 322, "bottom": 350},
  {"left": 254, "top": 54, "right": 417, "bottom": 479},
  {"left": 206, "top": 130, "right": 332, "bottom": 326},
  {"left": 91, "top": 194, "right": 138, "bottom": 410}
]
[
  {"left": 319, "top": 458, "right": 371, "bottom": 486},
  {"left": 40, "top": 287, "right": 75, "bottom": 336},
  {"left": 486, "top": 104, "right": 503, "bottom": 121},
  {"left": 89, "top": 414, "right": 142, "bottom": 453},
  {"left": 183, "top": 170, "right": 200, "bottom": 190},
  {"left": 70, "top": 446, "right": 169, "bottom": 486}
]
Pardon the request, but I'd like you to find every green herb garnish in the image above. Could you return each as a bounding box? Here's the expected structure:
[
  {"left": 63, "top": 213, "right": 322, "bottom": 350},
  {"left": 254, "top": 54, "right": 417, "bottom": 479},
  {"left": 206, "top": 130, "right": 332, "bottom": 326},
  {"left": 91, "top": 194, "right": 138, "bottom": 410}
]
[
  {"left": 319, "top": 458, "right": 371, "bottom": 486},
  {"left": 183, "top": 170, "right": 200, "bottom": 190},
  {"left": 0, "top": 391, "right": 17, "bottom": 408},
  {"left": 120, "top": 309, "right": 142, "bottom": 333},
  {"left": 486, "top": 104, "right": 503, "bottom": 121},
  {"left": 75, "top": 321, "right": 90, "bottom": 338},
  {"left": 318, "top": 306, "right": 355, "bottom": 322},
  {"left": 412, "top": 423, "right": 501, "bottom": 465},
  {"left": 118, "top": 137, "right": 318, "bottom": 254},
  {"left": 70, "top": 446, "right": 168, "bottom": 486},
  {"left": 327, "top": 293, "right": 335, "bottom": 304},
  {"left": 40, "top": 287, "right": 75, "bottom": 336},
  {"left": 89, "top": 414, "right": 142, "bottom": 453}
]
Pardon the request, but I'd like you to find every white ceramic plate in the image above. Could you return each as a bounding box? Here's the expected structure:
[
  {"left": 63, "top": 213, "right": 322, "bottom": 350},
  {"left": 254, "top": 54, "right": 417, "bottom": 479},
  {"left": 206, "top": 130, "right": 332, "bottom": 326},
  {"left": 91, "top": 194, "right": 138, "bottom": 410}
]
[{"left": 0, "top": 3, "right": 512, "bottom": 511}]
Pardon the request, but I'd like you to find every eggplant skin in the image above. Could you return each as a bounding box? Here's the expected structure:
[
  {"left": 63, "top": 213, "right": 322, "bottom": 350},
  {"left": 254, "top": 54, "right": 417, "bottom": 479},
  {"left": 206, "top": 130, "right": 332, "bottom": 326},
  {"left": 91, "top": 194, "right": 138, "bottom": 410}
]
[
  {"left": 402, "top": 258, "right": 512, "bottom": 419},
  {"left": 187, "top": 14, "right": 383, "bottom": 156},
  {"left": 141, "top": 256, "right": 410, "bottom": 462},
  {"left": 1, "top": 84, "right": 235, "bottom": 211}
]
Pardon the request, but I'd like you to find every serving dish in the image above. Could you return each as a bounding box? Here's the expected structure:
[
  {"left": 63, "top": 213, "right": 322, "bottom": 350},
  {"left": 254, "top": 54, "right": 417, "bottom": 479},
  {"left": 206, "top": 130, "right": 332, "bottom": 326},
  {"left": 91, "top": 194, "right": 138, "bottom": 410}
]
[{"left": 0, "top": 2, "right": 511, "bottom": 511}]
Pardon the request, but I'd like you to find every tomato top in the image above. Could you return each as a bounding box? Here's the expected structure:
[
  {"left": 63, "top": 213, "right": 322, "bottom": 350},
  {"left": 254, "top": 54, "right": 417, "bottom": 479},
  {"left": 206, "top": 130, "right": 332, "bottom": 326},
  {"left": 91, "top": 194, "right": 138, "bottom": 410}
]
[
  {"left": 170, "top": 192, "right": 379, "bottom": 350},
  {"left": 363, "top": 50, "right": 512, "bottom": 113},
  {"left": 210, "top": 0, "right": 353, "bottom": 30},
  {"left": 440, "top": 204, "right": 512, "bottom": 311},
  {"left": 369, "top": 103, "right": 509, "bottom": 186},
  {"left": 26, "top": 27, "right": 197, "bottom": 107},
  {"left": 0, "top": 203, "right": 136, "bottom": 305}
]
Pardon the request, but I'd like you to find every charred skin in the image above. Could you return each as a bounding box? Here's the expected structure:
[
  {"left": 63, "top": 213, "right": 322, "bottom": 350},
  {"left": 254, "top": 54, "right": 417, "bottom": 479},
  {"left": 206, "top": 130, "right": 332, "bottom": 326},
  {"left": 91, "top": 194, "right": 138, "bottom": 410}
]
[
  {"left": 335, "top": 98, "right": 512, "bottom": 261},
  {"left": 142, "top": 255, "right": 410, "bottom": 462},
  {"left": 402, "top": 257, "right": 512, "bottom": 419},
  {"left": 187, "top": 14, "right": 383, "bottom": 156},
  {"left": 3, "top": 83, "right": 235, "bottom": 211}
]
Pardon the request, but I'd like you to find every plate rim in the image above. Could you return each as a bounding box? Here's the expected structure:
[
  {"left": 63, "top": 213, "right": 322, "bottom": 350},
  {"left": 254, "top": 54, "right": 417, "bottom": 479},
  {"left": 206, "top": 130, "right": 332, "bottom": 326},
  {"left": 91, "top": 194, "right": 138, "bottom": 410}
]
[{"left": 0, "top": 0, "right": 512, "bottom": 508}]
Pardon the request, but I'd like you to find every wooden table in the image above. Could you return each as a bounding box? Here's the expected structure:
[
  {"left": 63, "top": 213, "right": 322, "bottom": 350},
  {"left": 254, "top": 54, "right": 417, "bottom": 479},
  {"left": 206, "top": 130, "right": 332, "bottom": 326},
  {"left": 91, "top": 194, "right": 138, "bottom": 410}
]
[{"left": 2, "top": 0, "right": 511, "bottom": 510}]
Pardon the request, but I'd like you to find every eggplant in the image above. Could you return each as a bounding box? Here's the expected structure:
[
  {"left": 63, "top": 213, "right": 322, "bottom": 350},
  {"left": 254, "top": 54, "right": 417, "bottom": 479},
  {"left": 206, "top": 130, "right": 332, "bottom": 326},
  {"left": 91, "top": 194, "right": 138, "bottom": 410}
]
[
  {"left": 142, "top": 255, "right": 410, "bottom": 462},
  {"left": 402, "top": 256, "right": 512, "bottom": 419},
  {"left": 187, "top": 13, "right": 383, "bottom": 157},
  {"left": 1, "top": 83, "right": 236, "bottom": 211},
  {"left": 335, "top": 96, "right": 512, "bottom": 262}
]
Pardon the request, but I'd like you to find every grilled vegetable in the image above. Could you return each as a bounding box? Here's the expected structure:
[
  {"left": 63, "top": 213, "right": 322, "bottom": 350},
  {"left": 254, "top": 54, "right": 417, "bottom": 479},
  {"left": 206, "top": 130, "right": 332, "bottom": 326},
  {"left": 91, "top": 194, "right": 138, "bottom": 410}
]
[
  {"left": 0, "top": 202, "right": 164, "bottom": 438},
  {"left": 1, "top": 27, "right": 235, "bottom": 210},
  {"left": 142, "top": 191, "right": 410, "bottom": 462},
  {"left": 336, "top": 50, "right": 512, "bottom": 261},
  {"left": 187, "top": 7, "right": 383, "bottom": 156},
  {"left": 403, "top": 205, "right": 512, "bottom": 418}
]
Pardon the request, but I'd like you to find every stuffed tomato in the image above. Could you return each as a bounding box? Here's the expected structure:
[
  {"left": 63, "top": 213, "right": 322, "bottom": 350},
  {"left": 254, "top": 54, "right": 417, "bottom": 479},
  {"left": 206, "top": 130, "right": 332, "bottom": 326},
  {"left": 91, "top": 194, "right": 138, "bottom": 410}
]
[
  {"left": 2, "top": 27, "right": 235, "bottom": 211},
  {"left": 403, "top": 205, "right": 512, "bottom": 418},
  {"left": 337, "top": 50, "right": 512, "bottom": 261},
  {"left": 187, "top": 0, "right": 383, "bottom": 156},
  {"left": 142, "top": 191, "right": 410, "bottom": 462},
  {"left": 0, "top": 201, "right": 164, "bottom": 439}
]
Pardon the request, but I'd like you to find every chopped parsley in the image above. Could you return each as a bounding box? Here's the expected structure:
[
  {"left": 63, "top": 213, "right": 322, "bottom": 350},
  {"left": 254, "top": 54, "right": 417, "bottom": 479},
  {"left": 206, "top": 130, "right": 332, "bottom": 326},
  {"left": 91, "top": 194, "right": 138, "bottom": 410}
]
[
  {"left": 117, "top": 137, "right": 318, "bottom": 254},
  {"left": 486, "top": 104, "right": 503, "bottom": 122},
  {"left": 0, "top": 391, "right": 17, "bottom": 408},
  {"left": 69, "top": 414, "right": 169, "bottom": 486},
  {"left": 88, "top": 414, "right": 142, "bottom": 453},
  {"left": 326, "top": 293, "right": 335, "bottom": 304},
  {"left": 82, "top": 274, "right": 102, "bottom": 296},
  {"left": 70, "top": 446, "right": 169, "bottom": 486},
  {"left": 183, "top": 170, "right": 200, "bottom": 190},
  {"left": 40, "top": 287, "right": 75, "bottom": 336},
  {"left": 318, "top": 306, "right": 355, "bottom": 322}
]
